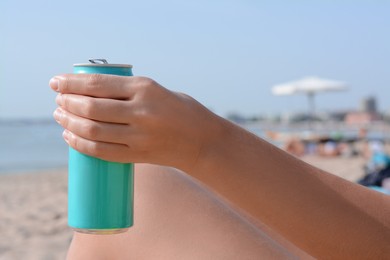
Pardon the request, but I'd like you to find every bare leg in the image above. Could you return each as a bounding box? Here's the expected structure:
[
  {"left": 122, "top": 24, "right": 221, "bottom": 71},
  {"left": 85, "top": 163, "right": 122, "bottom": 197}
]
[{"left": 67, "top": 164, "right": 310, "bottom": 259}]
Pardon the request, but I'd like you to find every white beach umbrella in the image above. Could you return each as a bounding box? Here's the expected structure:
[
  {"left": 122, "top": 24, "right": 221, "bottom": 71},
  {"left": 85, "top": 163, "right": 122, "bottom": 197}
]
[{"left": 271, "top": 76, "right": 348, "bottom": 117}]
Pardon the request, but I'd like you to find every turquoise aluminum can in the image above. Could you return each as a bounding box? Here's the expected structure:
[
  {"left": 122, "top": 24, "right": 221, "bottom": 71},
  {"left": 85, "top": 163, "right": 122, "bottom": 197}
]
[{"left": 69, "top": 59, "right": 134, "bottom": 234}]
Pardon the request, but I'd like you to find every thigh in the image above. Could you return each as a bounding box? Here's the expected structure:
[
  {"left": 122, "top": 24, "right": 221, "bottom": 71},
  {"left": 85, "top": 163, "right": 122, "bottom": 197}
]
[{"left": 67, "top": 164, "right": 301, "bottom": 260}]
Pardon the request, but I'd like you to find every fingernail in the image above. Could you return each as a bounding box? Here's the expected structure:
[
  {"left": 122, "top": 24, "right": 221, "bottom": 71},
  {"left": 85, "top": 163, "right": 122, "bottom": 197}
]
[
  {"left": 50, "top": 77, "right": 60, "bottom": 92},
  {"left": 53, "top": 108, "right": 62, "bottom": 123},
  {"left": 63, "top": 130, "right": 70, "bottom": 143}
]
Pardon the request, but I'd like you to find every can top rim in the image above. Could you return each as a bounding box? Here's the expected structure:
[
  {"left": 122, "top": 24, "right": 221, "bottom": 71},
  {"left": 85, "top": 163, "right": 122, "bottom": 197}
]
[{"left": 73, "top": 63, "right": 133, "bottom": 68}]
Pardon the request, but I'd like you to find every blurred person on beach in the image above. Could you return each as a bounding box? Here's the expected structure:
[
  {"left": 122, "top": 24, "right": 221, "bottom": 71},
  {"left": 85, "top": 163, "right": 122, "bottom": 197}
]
[
  {"left": 317, "top": 138, "right": 340, "bottom": 157},
  {"left": 366, "top": 141, "right": 390, "bottom": 171},
  {"left": 358, "top": 140, "right": 390, "bottom": 192},
  {"left": 283, "top": 137, "right": 305, "bottom": 157},
  {"left": 50, "top": 74, "right": 390, "bottom": 259}
]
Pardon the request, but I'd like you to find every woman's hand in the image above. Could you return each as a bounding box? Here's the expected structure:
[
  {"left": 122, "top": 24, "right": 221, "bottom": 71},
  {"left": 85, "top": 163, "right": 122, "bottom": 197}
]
[
  {"left": 50, "top": 74, "right": 223, "bottom": 171},
  {"left": 50, "top": 73, "right": 390, "bottom": 259}
]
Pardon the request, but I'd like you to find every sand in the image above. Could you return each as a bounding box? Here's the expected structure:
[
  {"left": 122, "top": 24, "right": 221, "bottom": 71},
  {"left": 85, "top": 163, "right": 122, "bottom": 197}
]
[
  {"left": 301, "top": 155, "right": 366, "bottom": 182},
  {"left": 0, "top": 170, "right": 71, "bottom": 260},
  {"left": 0, "top": 157, "right": 368, "bottom": 260}
]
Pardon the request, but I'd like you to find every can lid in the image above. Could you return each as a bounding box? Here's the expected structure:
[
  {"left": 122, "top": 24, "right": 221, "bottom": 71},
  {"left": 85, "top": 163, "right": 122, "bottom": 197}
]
[{"left": 73, "top": 59, "right": 133, "bottom": 68}]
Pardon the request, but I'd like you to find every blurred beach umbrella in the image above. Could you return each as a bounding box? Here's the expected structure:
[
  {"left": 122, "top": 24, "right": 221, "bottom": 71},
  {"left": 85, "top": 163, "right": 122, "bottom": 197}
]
[{"left": 271, "top": 76, "right": 348, "bottom": 118}]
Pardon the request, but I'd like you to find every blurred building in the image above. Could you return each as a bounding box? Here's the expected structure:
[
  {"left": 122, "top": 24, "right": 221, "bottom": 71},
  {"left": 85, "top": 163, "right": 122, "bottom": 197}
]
[
  {"left": 345, "top": 96, "right": 381, "bottom": 125},
  {"left": 359, "top": 96, "right": 377, "bottom": 113},
  {"left": 345, "top": 112, "right": 381, "bottom": 125}
]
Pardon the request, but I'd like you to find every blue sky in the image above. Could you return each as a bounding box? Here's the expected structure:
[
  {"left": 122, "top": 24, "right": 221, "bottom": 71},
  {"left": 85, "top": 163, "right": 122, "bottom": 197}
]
[{"left": 1, "top": 0, "right": 390, "bottom": 119}]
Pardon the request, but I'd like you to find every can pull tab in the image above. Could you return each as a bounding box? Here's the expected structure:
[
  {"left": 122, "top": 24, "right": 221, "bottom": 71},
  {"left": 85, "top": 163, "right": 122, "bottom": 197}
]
[{"left": 89, "top": 59, "right": 108, "bottom": 64}]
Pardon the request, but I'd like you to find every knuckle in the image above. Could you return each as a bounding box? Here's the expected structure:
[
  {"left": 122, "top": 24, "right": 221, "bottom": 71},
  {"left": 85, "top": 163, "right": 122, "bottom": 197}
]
[
  {"left": 83, "top": 122, "right": 100, "bottom": 139},
  {"left": 140, "top": 76, "right": 156, "bottom": 85},
  {"left": 132, "top": 106, "right": 154, "bottom": 123},
  {"left": 69, "top": 132, "right": 101, "bottom": 159},
  {"left": 61, "top": 112, "right": 69, "bottom": 129},
  {"left": 144, "top": 80, "right": 159, "bottom": 92},
  {"left": 87, "top": 74, "right": 103, "bottom": 89},
  {"left": 83, "top": 98, "right": 97, "bottom": 117},
  {"left": 71, "top": 133, "right": 79, "bottom": 150},
  {"left": 61, "top": 95, "right": 69, "bottom": 109},
  {"left": 88, "top": 142, "right": 104, "bottom": 157},
  {"left": 134, "top": 77, "right": 157, "bottom": 91},
  {"left": 60, "top": 76, "right": 70, "bottom": 92}
]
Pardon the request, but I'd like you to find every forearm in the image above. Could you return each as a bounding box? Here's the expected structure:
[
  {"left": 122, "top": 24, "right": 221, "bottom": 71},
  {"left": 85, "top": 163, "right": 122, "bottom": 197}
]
[
  {"left": 187, "top": 118, "right": 390, "bottom": 258},
  {"left": 51, "top": 74, "right": 389, "bottom": 258}
]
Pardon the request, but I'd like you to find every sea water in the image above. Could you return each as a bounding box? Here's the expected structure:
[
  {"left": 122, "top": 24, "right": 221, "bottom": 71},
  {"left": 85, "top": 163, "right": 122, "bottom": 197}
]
[
  {"left": 0, "top": 120, "right": 68, "bottom": 173},
  {"left": 1, "top": 119, "right": 388, "bottom": 173}
]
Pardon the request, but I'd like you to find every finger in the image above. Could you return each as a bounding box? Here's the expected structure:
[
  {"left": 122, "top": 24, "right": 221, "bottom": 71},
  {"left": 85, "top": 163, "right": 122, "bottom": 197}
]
[
  {"left": 54, "top": 107, "right": 131, "bottom": 145},
  {"left": 56, "top": 94, "right": 131, "bottom": 124},
  {"left": 50, "top": 73, "right": 132, "bottom": 99},
  {"left": 63, "top": 130, "right": 132, "bottom": 163}
]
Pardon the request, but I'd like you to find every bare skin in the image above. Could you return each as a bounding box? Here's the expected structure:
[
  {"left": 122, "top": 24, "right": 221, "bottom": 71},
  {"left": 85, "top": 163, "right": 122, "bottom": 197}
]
[
  {"left": 50, "top": 74, "right": 390, "bottom": 259},
  {"left": 67, "top": 164, "right": 308, "bottom": 259}
]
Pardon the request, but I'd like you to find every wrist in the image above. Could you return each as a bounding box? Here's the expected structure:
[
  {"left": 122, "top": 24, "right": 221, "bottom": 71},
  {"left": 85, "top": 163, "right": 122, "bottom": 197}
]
[
  {"left": 175, "top": 113, "right": 227, "bottom": 174},
  {"left": 185, "top": 115, "right": 272, "bottom": 183},
  {"left": 185, "top": 115, "right": 241, "bottom": 176}
]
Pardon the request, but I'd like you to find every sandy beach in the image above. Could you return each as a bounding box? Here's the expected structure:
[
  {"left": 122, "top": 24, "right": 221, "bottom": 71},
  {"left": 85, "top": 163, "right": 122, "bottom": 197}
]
[
  {"left": 0, "top": 169, "right": 71, "bottom": 260},
  {"left": 0, "top": 157, "right": 369, "bottom": 259}
]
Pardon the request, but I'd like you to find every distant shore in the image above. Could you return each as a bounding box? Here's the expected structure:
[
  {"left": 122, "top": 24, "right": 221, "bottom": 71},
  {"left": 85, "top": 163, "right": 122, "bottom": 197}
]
[{"left": 244, "top": 120, "right": 390, "bottom": 141}]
